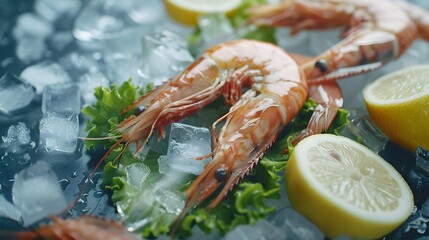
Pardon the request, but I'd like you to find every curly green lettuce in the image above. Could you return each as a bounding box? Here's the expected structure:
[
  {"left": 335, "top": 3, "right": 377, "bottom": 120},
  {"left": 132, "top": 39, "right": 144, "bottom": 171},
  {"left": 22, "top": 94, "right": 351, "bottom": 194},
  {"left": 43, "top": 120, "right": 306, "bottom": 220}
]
[
  {"left": 81, "top": 80, "right": 139, "bottom": 149},
  {"left": 82, "top": 81, "right": 349, "bottom": 238}
]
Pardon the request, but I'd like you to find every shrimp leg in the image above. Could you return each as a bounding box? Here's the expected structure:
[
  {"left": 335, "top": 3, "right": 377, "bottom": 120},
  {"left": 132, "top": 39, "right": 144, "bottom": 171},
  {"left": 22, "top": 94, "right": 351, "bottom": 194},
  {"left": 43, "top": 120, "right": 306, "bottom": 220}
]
[
  {"left": 289, "top": 53, "right": 343, "bottom": 145},
  {"left": 291, "top": 81, "right": 343, "bottom": 145}
]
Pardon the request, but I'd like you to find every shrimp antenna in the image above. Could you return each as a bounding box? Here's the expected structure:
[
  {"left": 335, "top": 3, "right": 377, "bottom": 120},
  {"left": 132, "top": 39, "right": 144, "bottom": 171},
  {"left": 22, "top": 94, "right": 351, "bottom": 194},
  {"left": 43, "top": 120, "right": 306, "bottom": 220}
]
[
  {"left": 169, "top": 197, "right": 199, "bottom": 238},
  {"left": 78, "top": 135, "right": 122, "bottom": 141}
]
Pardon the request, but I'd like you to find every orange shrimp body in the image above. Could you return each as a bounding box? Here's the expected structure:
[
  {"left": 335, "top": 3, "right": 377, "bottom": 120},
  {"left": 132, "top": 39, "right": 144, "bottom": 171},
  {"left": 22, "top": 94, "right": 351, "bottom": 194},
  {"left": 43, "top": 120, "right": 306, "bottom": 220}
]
[
  {"left": 115, "top": 40, "right": 307, "bottom": 158},
  {"left": 184, "top": 42, "right": 308, "bottom": 208},
  {"left": 2, "top": 216, "right": 141, "bottom": 240},
  {"left": 115, "top": 40, "right": 307, "bottom": 209},
  {"left": 247, "top": 0, "right": 419, "bottom": 82}
]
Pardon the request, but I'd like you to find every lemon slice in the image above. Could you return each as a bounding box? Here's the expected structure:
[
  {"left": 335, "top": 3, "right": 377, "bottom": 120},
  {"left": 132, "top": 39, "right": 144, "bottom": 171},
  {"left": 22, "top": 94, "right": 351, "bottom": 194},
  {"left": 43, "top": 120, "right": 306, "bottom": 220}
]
[
  {"left": 363, "top": 65, "right": 429, "bottom": 151},
  {"left": 286, "top": 134, "right": 413, "bottom": 239},
  {"left": 163, "top": 0, "right": 242, "bottom": 26}
]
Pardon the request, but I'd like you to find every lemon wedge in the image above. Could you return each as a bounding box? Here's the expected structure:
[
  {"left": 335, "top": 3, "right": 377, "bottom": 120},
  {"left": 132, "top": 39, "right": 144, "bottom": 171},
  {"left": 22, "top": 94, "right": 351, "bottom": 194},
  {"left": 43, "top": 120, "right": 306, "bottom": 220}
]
[
  {"left": 163, "top": 0, "right": 242, "bottom": 26},
  {"left": 286, "top": 134, "right": 413, "bottom": 239},
  {"left": 363, "top": 65, "right": 429, "bottom": 152}
]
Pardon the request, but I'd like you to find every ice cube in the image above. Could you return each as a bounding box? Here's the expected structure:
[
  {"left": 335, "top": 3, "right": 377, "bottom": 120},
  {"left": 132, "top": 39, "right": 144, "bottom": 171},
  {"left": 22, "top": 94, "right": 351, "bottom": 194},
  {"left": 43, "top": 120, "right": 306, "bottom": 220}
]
[
  {"left": 0, "top": 195, "right": 22, "bottom": 223},
  {"left": 15, "top": 38, "right": 47, "bottom": 64},
  {"left": 223, "top": 220, "right": 285, "bottom": 240},
  {"left": 42, "top": 83, "right": 81, "bottom": 115},
  {"left": 160, "top": 18, "right": 194, "bottom": 38},
  {"left": 12, "top": 13, "right": 53, "bottom": 40},
  {"left": 73, "top": 0, "right": 158, "bottom": 51},
  {"left": 12, "top": 161, "right": 67, "bottom": 226},
  {"left": 154, "top": 188, "right": 184, "bottom": 215},
  {"left": 47, "top": 31, "right": 74, "bottom": 52},
  {"left": 60, "top": 52, "right": 102, "bottom": 74},
  {"left": 73, "top": 1, "right": 125, "bottom": 50},
  {"left": 282, "top": 208, "right": 324, "bottom": 240},
  {"left": 140, "top": 30, "right": 194, "bottom": 86},
  {"left": 103, "top": 27, "right": 149, "bottom": 55},
  {"left": 112, "top": 0, "right": 165, "bottom": 25},
  {"left": 34, "top": 0, "right": 82, "bottom": 22},
  {"left": 148, "top": 129, "right": 170, "bottom": 155},
  {"left": 39, "top": 112, "right": 79, "bottom": 153},
  {"left": 79, "top": 71, "right": 110, "bottom": 105},
  {"left": 20, "top": 61, "right": 72, "bottom": 94},
  {"left": 0, "top": 73, "right": 36, "bottom": 114},
  {"left": 181, "top": 107, "right": 223, "bottom": 129},
  {"left": 125, "top": 163, "right": 150, "bottom": 191},
  {"left": 343, "top": 115, "right": 389, "bottom": 154},
  {"left": 103, "top": 53, "right": 143, "bottom": 85},
  {"left": 128, "top": 143, "right": 150, "bottom": 161},
  {"left": 157, "top": 155, "right": 169, "bottom": 174},
  {"left": 198, "top": 13, "right": 234, "bottom": 45},
  {"left": 1, "top": 122, "right": 31, "bottom": 154},
  {"left": 166, "top": 123, "right": 212, "bottom": 175}
]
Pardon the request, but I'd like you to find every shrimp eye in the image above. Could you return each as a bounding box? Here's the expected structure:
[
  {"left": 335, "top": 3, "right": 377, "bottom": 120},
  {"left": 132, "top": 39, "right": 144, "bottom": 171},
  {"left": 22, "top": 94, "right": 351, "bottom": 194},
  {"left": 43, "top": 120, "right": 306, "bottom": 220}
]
[
  {"left": 134, "top": 106, "right": 146, "bottom": 116},
  {"left": 315, "top": 59, "right": 328, "bottom": 73},
  {"left": 215, "top": 168, "right": 227, "bottom": 182}
]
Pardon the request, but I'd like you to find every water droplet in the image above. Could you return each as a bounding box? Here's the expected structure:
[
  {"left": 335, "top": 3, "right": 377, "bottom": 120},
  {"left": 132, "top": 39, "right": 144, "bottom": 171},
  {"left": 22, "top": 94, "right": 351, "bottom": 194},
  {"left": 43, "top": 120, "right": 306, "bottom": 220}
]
[
  {"left": 93, "top": 191, "right": 104, "bottom": 198},
  {"left": 71, "top": 171, "right": 78, "bottom": 178},
  {"left": 59, "top": 178, "right": 70, "bottom": 190},
  {"left": 17, "top": 153, "right": 31, "bottom": 166}
]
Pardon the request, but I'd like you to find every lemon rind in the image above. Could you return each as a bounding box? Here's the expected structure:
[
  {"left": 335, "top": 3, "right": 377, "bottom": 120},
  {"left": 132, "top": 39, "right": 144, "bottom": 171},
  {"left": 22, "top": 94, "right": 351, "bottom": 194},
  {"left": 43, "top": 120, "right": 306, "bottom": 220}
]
[
  {"left": 294, "top": 134, "right": 414, "bottom": 223},
  {"left": 167, "top": 0, "right": 242, "bottom": 13}
]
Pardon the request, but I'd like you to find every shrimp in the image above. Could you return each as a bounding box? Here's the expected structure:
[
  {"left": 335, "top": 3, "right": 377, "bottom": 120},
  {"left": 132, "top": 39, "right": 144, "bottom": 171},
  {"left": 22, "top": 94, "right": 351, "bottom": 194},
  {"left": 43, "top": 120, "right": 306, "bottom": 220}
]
[
  {"left": 0, "top": 216, "right": 142, "bottom": 240},
  {"left": 394, "top": 0, "right": 429, "bottom": 41},
  {"left": 246, "top": 0, "right": 420, "bottom": 82},
  {"left": 100, "top": 39, "right": 307, "bottom": 163},
  {"left": 245, "top": 0, "right": 429, "bottom": 142},
  {"left": 94, "top": 40, "right": 306, "bottom": 229}
]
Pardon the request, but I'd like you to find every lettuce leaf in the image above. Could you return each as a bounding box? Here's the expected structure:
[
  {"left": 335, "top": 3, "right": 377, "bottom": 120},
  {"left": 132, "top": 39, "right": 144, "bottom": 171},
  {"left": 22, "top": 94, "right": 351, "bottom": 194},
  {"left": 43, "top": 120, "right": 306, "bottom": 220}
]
[
  {"left": 82, "top": 81, "right": 350, "bottom": 238},
  {"left": 81, "top": 80, "right": 139, "bottom": 150}
]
